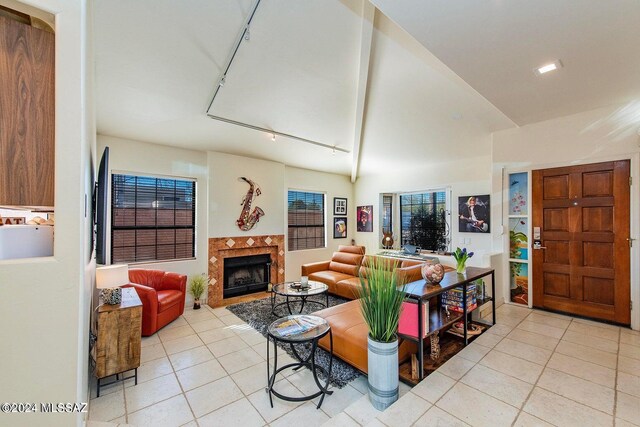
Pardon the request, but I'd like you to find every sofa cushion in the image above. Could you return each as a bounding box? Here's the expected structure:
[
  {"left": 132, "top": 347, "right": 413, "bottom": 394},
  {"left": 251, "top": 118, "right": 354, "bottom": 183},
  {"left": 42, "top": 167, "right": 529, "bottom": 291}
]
[
  {"left": 157, "top": 290, "right": 183, "bottom": 312},
  {"left": 337, "top": 245, "right": 366, "bottom": 255},
  {"left": 329, "top": 252, "right": 364, "bottom": 276},
  {"left": 309, "top": 270, "right": 354, "bottom": 289}
]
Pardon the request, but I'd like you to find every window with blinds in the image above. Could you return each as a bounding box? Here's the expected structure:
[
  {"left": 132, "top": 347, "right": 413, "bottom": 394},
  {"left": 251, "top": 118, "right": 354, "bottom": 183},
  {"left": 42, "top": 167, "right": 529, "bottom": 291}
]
[
  {"left": 400, "top": 190, "right": 449, "bottom": 252},
  {"left": 382, "top": 194, "right": 393, "bottom": 233},
  {"left": 111, "top": 174, "right": 196, "bottom": 263},
  {"left": 288, "top": 190, "right": 325, "bottom": 251}
]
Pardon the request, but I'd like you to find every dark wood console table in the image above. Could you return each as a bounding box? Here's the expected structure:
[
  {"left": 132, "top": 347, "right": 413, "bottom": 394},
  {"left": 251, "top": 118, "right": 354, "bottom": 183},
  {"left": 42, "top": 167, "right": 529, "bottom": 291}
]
[{"left": 399, "top": 267, "right": 496, "bottom": 382}]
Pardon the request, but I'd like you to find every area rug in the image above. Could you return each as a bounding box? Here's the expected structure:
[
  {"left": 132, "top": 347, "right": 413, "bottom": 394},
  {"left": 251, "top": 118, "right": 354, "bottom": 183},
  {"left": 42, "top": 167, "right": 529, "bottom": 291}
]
[{"left": 225, "top": 294, "right": 362, "bottom": 388}]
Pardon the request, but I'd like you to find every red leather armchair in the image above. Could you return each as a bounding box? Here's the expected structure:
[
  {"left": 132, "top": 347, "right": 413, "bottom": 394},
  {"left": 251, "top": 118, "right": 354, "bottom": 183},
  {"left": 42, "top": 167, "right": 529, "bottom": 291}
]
[{"left": 122, "top": 269, "right": 187, "bottom": 336}]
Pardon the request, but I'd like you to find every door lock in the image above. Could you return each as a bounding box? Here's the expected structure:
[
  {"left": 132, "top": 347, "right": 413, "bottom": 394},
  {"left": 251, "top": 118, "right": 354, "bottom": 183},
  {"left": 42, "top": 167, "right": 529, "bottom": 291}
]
[{"left": 533, "top": 241, "right": 547, "bottom": 250}]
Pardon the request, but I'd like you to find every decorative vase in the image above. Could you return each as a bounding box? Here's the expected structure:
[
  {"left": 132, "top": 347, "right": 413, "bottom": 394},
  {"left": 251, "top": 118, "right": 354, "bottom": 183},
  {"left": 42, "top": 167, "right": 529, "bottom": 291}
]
[
  {"left": 367, "top": 336, "right": 399, "bottom": 411},
  {"left": 193, "top": 298, "right": 201, "bottom": 310},
  {"left": 421, "top": 263, "right": 445, "bottom": 284},
  {"left": 101, "top": 288, "right": 122, "bottom": 305},
  {"left": 456, "top": 260, "right": 466, "bottom": 274}
]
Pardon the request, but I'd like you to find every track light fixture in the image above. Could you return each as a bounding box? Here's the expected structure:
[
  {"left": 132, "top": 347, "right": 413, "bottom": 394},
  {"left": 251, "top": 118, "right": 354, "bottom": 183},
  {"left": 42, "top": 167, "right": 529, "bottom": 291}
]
[
  {"left": 271, "top": 133, "right": 276, "bottom": 141},
  {"left": 244, "top": 26, "right": 250, "bottom": 41},
  {"left": 219, "top": 76, "right": 226, "bottom": 87}
]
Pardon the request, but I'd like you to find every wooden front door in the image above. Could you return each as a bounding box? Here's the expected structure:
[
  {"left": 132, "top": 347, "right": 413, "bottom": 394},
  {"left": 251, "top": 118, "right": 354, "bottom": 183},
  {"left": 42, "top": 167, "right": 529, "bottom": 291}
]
[{"left": 532, "top": 160, "right": 631, "bottom": 324}]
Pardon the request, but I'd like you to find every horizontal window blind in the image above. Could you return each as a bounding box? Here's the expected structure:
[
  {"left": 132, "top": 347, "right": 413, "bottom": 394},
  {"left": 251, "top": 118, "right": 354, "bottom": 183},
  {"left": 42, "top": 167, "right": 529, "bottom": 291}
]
[
  {"left": 288, "top": 190, "right": 325, "bottom": 251},
  {"left": 111, "top": 174, "right": 195, "bottom": 263},
  {"left": 400, "top": 191, "right": 448, "bottom": 251}
]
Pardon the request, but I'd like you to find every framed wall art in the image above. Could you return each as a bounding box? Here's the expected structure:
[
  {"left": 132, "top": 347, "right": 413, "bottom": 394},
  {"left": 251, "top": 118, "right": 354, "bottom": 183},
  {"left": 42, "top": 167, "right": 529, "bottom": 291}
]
[
  {"left": 333, "top": 197, "right": 347, "bottom": 215},
  {"left": 458, "top": 195, "right": 490, "bottom": 233},
  {"left": 333, "top": 217, "right": 347, "bottom": 238},
  {"left": 356, "top": 205, "right": 373, "bottom": 232}
]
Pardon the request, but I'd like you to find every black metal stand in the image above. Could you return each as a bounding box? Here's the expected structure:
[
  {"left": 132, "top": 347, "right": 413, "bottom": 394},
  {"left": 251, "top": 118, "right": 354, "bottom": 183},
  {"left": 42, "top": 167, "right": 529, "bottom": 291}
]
[
  {"left": 97, "top": 368, "right": 137, "bottom": 398},
  {"left": 266, "top": 328, "right": 333, "bottom": 409},
  {"left": 270, "top": 291, "right": 329, "bottom": 317}
]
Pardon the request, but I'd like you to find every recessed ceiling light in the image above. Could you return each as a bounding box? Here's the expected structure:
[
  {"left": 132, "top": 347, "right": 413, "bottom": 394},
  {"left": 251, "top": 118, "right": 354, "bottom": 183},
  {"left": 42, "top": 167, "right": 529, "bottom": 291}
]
[{"left": 535, "top": 60, "right": 562, "bottom": 76}]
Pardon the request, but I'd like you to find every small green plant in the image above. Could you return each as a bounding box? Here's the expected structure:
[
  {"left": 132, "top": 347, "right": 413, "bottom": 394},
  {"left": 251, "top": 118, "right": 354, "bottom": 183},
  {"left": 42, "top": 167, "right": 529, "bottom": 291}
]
[
  {"left": 452, "top": 247, "right": 474, "bottom": 273},
  {"left": 188, "top": 274, "right": 207, "bottom": 300},
  {"left": 358, "top": 257, "right": 407, "bottom": 343}
]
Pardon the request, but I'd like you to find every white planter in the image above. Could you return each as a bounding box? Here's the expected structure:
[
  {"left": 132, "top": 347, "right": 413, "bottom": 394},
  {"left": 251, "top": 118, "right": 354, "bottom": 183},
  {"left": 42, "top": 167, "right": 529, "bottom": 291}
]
[{"left": 367, "top": 336, "right": 399, "bottom": 411}]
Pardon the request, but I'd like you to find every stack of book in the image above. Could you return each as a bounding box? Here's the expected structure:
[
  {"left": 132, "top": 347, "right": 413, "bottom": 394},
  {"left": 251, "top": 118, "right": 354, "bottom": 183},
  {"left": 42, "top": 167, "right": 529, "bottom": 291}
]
[
  {"left": 442, "top": 285, "right": 477, "bottom": 313},
  {"left": 273, "top": 315, "right": 324, "bottom": 337}
]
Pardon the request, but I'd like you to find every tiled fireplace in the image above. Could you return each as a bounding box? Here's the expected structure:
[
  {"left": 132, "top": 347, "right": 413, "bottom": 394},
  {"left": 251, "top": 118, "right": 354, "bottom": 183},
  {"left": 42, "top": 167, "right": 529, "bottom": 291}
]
[{"left": 207, "top": 235, "right": 285, "bottom": 307}]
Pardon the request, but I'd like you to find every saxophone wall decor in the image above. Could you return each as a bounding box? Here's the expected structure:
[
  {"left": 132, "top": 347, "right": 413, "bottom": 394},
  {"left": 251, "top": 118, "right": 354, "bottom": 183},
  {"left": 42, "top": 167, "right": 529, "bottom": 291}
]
[{"left": 236, "top": 177, "right": 265, "bottom": 231}]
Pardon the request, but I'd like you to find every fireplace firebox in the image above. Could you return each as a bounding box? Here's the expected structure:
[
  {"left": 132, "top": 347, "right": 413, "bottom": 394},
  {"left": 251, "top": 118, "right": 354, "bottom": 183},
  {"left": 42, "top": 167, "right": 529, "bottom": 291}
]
[{"left": 223, "top": 254, "right": 271, "bottom": 298}]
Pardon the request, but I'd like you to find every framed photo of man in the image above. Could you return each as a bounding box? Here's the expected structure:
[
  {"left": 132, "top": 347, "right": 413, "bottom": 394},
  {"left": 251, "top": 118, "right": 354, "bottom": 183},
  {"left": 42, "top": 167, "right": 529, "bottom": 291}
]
[
  {"left": 356, "top": 205, "right": 373, "bottom": 232},
  {"left": 333, "top": 197, "right": 347, "bottom": 215},
  {"left": 458, "top": 195, "right": 490, "bottom": 233},
  {"left": 334, "top": 217, "right": 347, "bottom": 238}
]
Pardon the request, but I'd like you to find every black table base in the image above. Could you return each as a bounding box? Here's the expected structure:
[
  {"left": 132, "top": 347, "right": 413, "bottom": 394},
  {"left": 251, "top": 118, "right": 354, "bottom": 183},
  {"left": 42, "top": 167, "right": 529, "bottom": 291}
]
[{"left": 270, "top": 292, "right": 329, "bottom": 317}]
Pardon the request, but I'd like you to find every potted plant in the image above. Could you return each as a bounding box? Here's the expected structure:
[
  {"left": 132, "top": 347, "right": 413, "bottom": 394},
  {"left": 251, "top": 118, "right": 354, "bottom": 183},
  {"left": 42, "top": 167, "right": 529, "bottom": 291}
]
[
  {"left": 357, "top": 257, "right": 406, "bottom": 411},
  {"left": 452, "top": 247, "right": 474, "bottom": 274},
  {"left": 188, "top": 274, "right": 207, "bottom": 310}
]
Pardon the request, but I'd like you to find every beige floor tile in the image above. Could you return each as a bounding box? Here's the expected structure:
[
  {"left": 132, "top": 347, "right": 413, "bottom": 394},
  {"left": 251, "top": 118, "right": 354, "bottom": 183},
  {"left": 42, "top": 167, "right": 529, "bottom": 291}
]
[
  {"left": 197, "top": 397, "right": 265, "bottom": 427},
  {"left": 313, "top": 384, "right": 363, "bottom": 418},
  {"left": 376, "top": 392, "right": 430, "bottom": 427},
  {"left": 413, "top": 405, "right": 470, "bottom": 426},
  {"left": 185, "top": 376, "right": 244, "bottom": 418},
  {"left": 180, "top": 421, "right": 198, "bottom": 427},
  {"left": 231, "top": 361, "right": 270, "bottom": 395},
  {"left": 506, "top": 328, "right": 560, "bottom": 351},
  {"left": 190, "top": 317, "right": 225, "bottom": 333},
  {"left": 125, "top": 356, "right": 174, "bottom": 387},
  {"left": 208, "top": 335, "right": 249, "bottom": 357},
  {"left": 411, "top": 371, "right": 456, "bottom": 404},
  {"left": 218, "top": 347, "right": 264, "bottom": 374},
  {"left": 473, "top": 332, "right": 503, "bottom": 348},
  {"left": 141, "top": 334, "right": 161, "bottom": 348},
  {"left": 253, "top": 341, "right": 286, "bottom": 359},
  {"left": 496, "top": 313, "right": 525, "bottom": 327},
  {"left": 517, "top": 320, "right": 565, "bottom": 339},
  {"left": 219, "top": 313, "right": 245, "bottom": 326},
  {"left": 621, "top": 331, "right": 640, "bottom": 347},
  {"left": 573, "top": 317, "right": 621, "bottom": 331},
  {"left": 168, "top": 346, "right": 214, "bottom": 371},
  {"left": 238, "top": 330, "right": 267, "bottom": 346},
  {"left": 562, "top": 331, "right": 619, "bottom": 354},
  {"left": 288, "top": 368, "right": 328, "bottom": 397},
  {"left": 210, "top": 306, "right": 231, "bottom": 317},
  {"left": 158, "top": 324, "right": 196, "bottom": 342},
  {"left": 616, "top": 392, "right": 640, "bottom": 426},
  {"left": 555, "top": 340, "right": 618, "bottom": 369},
  {"left": 271, "top": 401, "right": 330, "bottom": 427},
  {"left": 617, "top": 418, "right": 638, "bottom": 427},
  {"left": 124, "top": 373, "right": 182, "bottom": 413},
  {"left": 199, "top": 326, "right": 237, "bottom": 344},
  {"left": 523, "top": 387, "right": 613, "bottom": 427},
  {"left": 162, "top": 316, "right": 188, "bottom": 330},
  {"left": 183, "top": 308, "right": 216, "bottom": 323},
  {"left": 479, "top": 350, "right": 544, "bottom": 384},
  {"left": 89, "top": 389, "right": 125, "bottom": 422},
  {"left": 127, "top": 394, "right": 193, "bottom": 427},
  {"left": 460, "top": 364, "right": 533, "bottom": 408},
  {"left": 525, "top": 312, "right": 571, "bottom": 329},
  {"left": 620, "top": 343, "right": 640, "bottom": 361},
  {"left": 457, "top": 342, "right": 491, "bottom": 363},
  {"left": 537, "top": 368, "right": 614, "bottom": 414},
  {"left": 86, "top": 421, "right": 119, "bottom": 427},
  {"left": 513, "top": 412, "right": 554, "bottom": 427},
  {"left": 546, "top": 352, "right": 616, "bottom": 388},
  {"left": 320, "top": 412, "right": 360, "bottom": 427},
  {"left": 248, "top": 378, "right": 304, "bottom": 423},
  {"left": 568, "top": 322, "right": 619, "bottom": 342},
  {"left": 496, "top": 304, "right": 531, "bottom": 317},
  {"left": 437, "top": 382, "right": 519, "bottom": 427},
  {"left": 495, "top": 338, "right": 552, "bottom": 365},
  {"left": 617, "top": 372, "right": 640, "bottom": 397},
  {"left": 91, "top": 378, "right": 123, "bottom": 398},
  {"left": 365, "top": 418, "right": 387, "bottom": 426},
  {"left": 163, "top": 334, "right": 204, "bottom": 355},
  {"left": 176, "top": 358, "right": 227, "bottom": 391},
  {"left": 344, "top": 394, "right": 379, "bottom": 425},
  {"left": 619, "top": 356, "right": 640, "bottom": 376},
  {"left": 530, "top": 309, "right": 574, "bottom": 321},
  {"left": 437, "top": 355, "right": 475, "bottom": 380},
  {"left": 140, "top": 342, "right": 167, "bottom": 363},
  {"left": 485, "top": 324, "right": 514, "bottom": 336}
]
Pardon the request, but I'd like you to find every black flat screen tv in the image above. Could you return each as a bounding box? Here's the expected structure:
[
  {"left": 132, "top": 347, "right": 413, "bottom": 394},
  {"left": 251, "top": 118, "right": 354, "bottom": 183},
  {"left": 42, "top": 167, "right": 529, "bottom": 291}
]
[{"left": 95, "top": 147, "right": 109, "bottom": 265}]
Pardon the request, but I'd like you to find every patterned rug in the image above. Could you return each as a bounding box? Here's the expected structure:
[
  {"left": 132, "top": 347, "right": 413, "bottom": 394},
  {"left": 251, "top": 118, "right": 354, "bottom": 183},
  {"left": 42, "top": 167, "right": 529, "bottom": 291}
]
[{"left": 225, "top": 293, "right": 362, "bottom": 388}]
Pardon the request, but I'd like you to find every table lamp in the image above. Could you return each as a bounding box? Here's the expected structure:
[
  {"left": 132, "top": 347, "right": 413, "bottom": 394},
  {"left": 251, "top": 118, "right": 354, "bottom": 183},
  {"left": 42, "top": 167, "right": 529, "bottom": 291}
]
[{"left": 96, "top": 264, "right": 129, "bottom": 304}]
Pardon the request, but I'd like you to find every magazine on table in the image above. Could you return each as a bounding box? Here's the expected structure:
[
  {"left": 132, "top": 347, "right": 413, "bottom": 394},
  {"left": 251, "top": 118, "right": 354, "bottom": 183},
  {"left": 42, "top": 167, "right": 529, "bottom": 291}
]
[{"left": 274, "top": 316, "right": 324, "bottom": 337}]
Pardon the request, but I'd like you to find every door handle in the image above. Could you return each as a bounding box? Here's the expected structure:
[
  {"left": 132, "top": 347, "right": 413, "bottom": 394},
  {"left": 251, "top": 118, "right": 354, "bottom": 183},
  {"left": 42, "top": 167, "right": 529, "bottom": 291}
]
[{"left": 532, "top": 242, "right": 547, "bottom": 250}]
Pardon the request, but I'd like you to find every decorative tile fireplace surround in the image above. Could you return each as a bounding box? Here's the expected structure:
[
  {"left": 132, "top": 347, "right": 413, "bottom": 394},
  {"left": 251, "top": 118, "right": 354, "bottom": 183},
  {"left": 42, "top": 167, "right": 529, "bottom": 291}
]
[{"left": 207, "top": 235, "right": 285, "bottom": 307}]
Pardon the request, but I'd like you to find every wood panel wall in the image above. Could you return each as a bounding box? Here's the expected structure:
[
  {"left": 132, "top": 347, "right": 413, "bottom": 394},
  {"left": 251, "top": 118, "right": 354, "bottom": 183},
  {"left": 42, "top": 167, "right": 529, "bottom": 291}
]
[{"left": 0, "top": 14, "right": 55, "bottom": 206}]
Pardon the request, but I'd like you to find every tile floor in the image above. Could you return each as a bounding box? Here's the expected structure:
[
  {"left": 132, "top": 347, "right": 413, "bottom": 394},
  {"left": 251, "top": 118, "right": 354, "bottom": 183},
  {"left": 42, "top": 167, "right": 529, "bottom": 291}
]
[{"left": 87, "top": 302, "right": 640, "bottom": 427}]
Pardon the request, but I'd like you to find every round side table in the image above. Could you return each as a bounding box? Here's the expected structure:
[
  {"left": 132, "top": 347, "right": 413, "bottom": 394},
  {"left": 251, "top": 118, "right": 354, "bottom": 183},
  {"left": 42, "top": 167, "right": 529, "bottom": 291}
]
[{"left": 270, "top": 281, "right": 329, "bottom": 316}]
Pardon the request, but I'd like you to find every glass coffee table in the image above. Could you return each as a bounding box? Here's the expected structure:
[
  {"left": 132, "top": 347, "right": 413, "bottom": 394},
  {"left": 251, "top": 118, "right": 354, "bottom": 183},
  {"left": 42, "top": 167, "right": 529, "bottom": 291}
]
[{"left": 270, "top": 281, "right": 329, "bottom": 316}]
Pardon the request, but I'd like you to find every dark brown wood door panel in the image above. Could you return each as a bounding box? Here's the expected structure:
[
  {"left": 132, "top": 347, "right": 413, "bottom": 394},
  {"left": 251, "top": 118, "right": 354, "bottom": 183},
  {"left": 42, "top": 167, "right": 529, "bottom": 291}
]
[{"left": 532, "top": 160, "right": 630, "bottom": 325}]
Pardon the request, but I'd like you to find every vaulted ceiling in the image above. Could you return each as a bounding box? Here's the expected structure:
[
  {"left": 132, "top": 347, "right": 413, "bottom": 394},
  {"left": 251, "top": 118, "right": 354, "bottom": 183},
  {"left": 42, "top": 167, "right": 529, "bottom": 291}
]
[{"left": 95, "top": 0, "right": 640, "bottom": 178}]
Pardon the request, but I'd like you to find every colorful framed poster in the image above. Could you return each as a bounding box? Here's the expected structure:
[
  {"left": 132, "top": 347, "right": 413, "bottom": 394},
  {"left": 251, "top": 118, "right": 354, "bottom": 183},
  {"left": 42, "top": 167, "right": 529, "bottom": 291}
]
[
  {"left": 509, "top": 218, "right": 528, "bottom": 260},
  {"left": 509, "top": 172, "right": 528, "bottom": 215},
  {"left": 356, "top": 205, "right": 373, "bottom": 232},
  {"left": 333, "top": 217, "right": 347, "bottom": 238},
  {"left": 458, "top": 195, "right": 490, "bottom": 233},
  {"left": 510, "top": 262, "right": 528, "bottom": 305}
]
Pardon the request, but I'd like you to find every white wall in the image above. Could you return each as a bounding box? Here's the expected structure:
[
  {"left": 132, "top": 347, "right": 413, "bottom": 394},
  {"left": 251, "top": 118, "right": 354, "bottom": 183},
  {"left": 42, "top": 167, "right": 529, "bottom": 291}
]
[
  {"left": 0, "top": 1, "right": 93, "bottom": 426},
  {"left": 97, "top": 135, "right": 210, "bottom": 304},
  {"left": 208, "top": 152, "right": 285, "bottom": 237},
  {"left": 284, "top": 166, "right": 354, "bottom": 280},
  {"left": 491, "top": 103, "right": 640, "bottom": 329}
]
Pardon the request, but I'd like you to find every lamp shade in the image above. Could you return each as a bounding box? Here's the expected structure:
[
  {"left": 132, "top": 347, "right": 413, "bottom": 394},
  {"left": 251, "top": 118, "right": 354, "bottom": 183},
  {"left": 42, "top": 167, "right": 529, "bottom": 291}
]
[{"left": 96, "top": 264, "right": 129, "bottom": 289}]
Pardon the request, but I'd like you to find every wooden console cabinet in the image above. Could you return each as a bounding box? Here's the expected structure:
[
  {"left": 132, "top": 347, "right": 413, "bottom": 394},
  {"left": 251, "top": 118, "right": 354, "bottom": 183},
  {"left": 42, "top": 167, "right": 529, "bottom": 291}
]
[{"left": 94, "top": 288, "right": 142, "bottom": 397}]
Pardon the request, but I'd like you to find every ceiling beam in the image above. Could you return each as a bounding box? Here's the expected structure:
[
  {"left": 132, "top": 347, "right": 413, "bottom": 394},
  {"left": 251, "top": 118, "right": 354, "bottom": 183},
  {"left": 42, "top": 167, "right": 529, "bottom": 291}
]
[{"left": 350, "top": 1, "right": 376, "bottom": 183}]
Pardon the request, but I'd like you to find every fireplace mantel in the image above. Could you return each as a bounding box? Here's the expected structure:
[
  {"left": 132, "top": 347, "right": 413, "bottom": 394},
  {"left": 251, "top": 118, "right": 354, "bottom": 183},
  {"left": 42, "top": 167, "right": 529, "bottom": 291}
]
[{"left": 207, "top": 235, "right": 285, "bottom": 307}]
